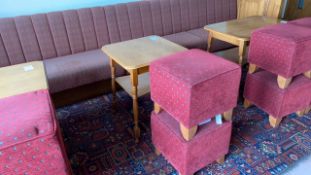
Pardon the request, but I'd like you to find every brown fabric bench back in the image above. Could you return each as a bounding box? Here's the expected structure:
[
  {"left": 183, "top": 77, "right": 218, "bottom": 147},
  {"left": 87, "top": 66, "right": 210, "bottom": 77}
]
[{"left": 0, "top": 0, "right": 237, "bottom": 67}]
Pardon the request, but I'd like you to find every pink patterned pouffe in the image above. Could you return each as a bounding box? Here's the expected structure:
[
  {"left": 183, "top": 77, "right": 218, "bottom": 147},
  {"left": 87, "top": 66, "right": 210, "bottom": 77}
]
[
  {"left": 150, "top": 49, "right": 241, "bottom": 129},
  {"left": 151, "top": 111, "right": 232, "bottom": 175},
  {"left": 0, "top": 90, "right": 71, "bottom": 175},
  {"left": 244, "top": 70, "right": 311, "bottom": 127},
  {"left": 248, "top": 23, "right": 311, "bottom": 79},
  {"left": 289, "top": 17, "right": 311, "bottom": 28}
]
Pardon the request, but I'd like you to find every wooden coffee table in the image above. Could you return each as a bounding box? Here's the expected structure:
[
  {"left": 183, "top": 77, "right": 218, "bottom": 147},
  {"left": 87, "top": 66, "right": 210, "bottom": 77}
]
[
  {"left": 204, "top": 16, "right": 282, "bottom": 65},
  {"left": 0, "top": 61, "right": 48, "bottom": 99},
  {"left": 102, "top": 36, "right": 186, "bottom": 142}
]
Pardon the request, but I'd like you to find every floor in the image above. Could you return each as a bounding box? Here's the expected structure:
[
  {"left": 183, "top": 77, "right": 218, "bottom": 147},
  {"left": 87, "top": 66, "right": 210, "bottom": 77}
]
[
  {"left": 285, "top": 154, "right": 311, "bottom": 175},
  {"left": 56, "top": 91, "right": 311, "bottom": 175}
]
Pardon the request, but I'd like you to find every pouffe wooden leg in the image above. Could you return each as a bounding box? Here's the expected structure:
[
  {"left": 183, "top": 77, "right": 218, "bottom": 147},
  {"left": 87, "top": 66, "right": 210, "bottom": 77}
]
[
  {"left": 305, "top": 106, "right": 311, "bottom": 114},
  {"left": 244, "top": 99, "right": 252, "bottom": 108},
  {"left": 154, "top": 103, "right": 162, "bottom": 114},
  {"left": 223, "top": 109, "right": 233, "bottom": 121},
  {"left": 216, "top": 156, "right": 225, "bottom": 164},
  {"left": 304, "top": 71, "right": 311, "bottom": 79},
  {"left": 296, "top": 110, "right": 305, "bottom": 117},
  {"left": 155, "top": 148, "right": 161, "bottom": 156},
  {"left": 179, "top": 123, "right": 198, "bottom": 141},
  {"left": 277, "top": 75, "right": 292, "bottom": 89},
  {"left": 269, "top": 115, "right": 282, "bottom": 128},
  {"left": 248, "top": 64, "right": 258, "bottom": 74}
]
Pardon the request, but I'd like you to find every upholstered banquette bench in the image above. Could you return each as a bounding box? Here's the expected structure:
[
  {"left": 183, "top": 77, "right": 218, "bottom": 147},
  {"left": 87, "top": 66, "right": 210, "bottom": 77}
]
[{"left": 0, "top": 0, "right": 236, "bottom": 94}]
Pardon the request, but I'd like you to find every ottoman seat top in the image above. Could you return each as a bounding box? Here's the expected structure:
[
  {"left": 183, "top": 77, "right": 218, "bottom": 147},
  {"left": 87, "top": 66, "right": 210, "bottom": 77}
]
[
  {"left": 0, "top": 90, "right": 56, "bottom": 149},
  {"left": 151, "top": 49, "right": 240, "bottom": 86},
  {"left": 249, "top": 23, "right": 311, "bottom": 78}
]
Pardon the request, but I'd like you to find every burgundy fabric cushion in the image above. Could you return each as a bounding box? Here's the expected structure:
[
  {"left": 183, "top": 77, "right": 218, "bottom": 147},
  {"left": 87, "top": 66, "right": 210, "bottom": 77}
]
[
  {"left": 289, "top": 17, "right": 311, "bottom": 28},
  {"left": 248, "top": 23, "right": 311, "bottom": 78},
  {"left": 44, "top": 50, "right": 124, "bottom": 93},
  {"left": 244, "top": 70, "right": 311, "bottom": 118},
  {"left": 0, "top": 90, "right": 71, "bottom": 174},
  {"left": 163, "top": 32, "right": 205, "bottom": 49},
  {"left": 150, "top": 49, "right": 241, "bottom": 128},
  {"left": 187, "top": 28, "right": 235, "bottom": 51},
  {"left": 0, "top": 90, "right": 55, "bottom": 148},
  {"left": 151, "top": 111, "right": 232, "bottom": 175}
]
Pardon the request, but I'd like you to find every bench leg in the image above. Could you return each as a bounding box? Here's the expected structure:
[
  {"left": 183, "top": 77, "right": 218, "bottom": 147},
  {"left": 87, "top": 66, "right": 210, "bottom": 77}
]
[
  {"left": 269, "top": 115, "right": 282, "bottom": 128},
  {"left": 216, "top": 156, "right": 225, "bottom": 164},
  {"left": 223, "top": 109, "right": 233, "bottom": 121},
  {"left": 244, "top": 99, "right": 252, "bottom": 108},
  {"left": 248, "top": 64, "right": 257, "bottom": 74},
  {"left": 304, "top": 71, "right": 311, "bottom": 79},
  {"left": 155, "top": 148, "right": 161, "bottom": 156},
  {"left": 277, "top": 75, "right": 292, "bottom": 89},
  {"left": 179, "top": 123, "right": 198, "bottom": 141},
  {"left": 154, "top": 103, "right": 162, "bottom": 114}
]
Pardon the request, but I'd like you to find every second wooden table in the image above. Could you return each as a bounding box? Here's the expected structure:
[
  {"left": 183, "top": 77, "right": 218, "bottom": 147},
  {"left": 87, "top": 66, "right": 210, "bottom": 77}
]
[
  {"left": 204, "top": 16, "right": 282, "bottom": 65},
  {"left": 102, "top": 36, "right": 186, "bottom": 142}
]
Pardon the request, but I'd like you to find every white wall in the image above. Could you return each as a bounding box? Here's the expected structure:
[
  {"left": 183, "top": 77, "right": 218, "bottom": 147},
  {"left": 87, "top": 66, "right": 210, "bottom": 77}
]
[{"left": 0, "top": 0, "right": 139, "bottom": 18}]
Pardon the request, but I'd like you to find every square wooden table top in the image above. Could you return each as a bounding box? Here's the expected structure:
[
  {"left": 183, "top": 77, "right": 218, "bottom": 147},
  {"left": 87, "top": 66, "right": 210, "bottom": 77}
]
[
  {"left": 102, "top": 35, "right": 187, "bottom": 70},
  {"left": 204, "top": 16, "right": 282, "bottom": 41},
  {"left": 0, "top": 61, "right": 48, "bottom": 99}
]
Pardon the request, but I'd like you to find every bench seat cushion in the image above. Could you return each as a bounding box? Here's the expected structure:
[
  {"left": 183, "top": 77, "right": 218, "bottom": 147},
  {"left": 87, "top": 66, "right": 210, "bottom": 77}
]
[
  {"left": 163, "top": 32, "right": 205, "bottom": 50},
  {"left": 44, "top": 50, "right": 124, "bottom": 93},
  {"left": 187, "top": 28, "right": 235, "bottom": 51}
]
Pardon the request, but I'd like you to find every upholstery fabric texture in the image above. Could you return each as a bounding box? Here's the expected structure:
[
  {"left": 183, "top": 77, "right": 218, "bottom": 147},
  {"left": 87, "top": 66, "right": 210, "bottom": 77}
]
[
  {"left": 150, "top": 49, "right": 241, "bottom": 128},
  {"left": 244, "top": 70, "right": 311, "bottom": 119},
  {"left": 44, "top": 50, "right": 124, "bottom": 93},
  {"left": 151, "top": 111, "right": 232, "bottom": 175},
  {"left": 0, "top": 90, "right": 71, "bottom": 174},
  {"left": 0, "top": 0, "right": 237, "bottom": 93},
  {"left": 163, "top": 32, "right": 205, "bottom": 49},
  {"left": 187, "top": 28, "right": 235, "bottom": 51},
  {"left": 248, "top": 23, "right": 311, "bottom": 78},
  {"left": 289, "top": 17, "right": 311, "bottom": 28}
]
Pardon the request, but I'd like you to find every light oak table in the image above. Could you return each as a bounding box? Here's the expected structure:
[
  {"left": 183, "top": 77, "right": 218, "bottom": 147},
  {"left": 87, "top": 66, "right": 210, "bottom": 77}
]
[
  {"left": 204, "top": 16, "right": 281, "bottom": 65},
  {"left": 0, "top": 61, "right": 48, "bottom": 99},
  {"left": 102, "top": 36, "right": 186, "bottom": 142}
]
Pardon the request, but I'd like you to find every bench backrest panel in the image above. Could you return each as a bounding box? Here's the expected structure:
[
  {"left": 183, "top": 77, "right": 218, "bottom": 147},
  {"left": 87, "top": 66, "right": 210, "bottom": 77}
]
[{"left": 0, "top": 0, "right": 237, "bottom": 67}]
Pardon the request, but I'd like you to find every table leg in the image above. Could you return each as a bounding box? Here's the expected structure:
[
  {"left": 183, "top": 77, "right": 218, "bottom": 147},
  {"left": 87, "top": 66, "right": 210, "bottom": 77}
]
[
  {"left": 207, "top": 31, "right": 213, "bottom": 52},
  {"left": 109, "top": 58, "right": 116, "bottom": 103},
  {"left": 238, "top": 41, "right": 247, "bottom": 65},
  {"left": 130, "top": 69, "right": 140, "bottom": 142}
]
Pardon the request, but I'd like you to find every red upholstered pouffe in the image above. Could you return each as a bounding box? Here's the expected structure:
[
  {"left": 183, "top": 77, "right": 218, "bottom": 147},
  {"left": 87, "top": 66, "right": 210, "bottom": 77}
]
[
  {"left": 244, "top": 70, "right": 311, "bottom": 127},
  {"left": 289, "top": 17, "right": 311, "bottom": 28},
  {"left": 0, "top": 90, "right": 71, "bottom": 175},
  {"left": 248, "top": 23, "right": 311, "bottom": 79},
  {"left": 151, "top": 111, "right": 232, "bottom": 175},
  {"left": 150, "top": 49, "right": 241, "bottom": 129}
]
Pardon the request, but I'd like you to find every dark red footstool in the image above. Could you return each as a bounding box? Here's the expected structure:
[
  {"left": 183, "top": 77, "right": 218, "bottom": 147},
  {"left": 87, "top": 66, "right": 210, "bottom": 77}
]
[
  {"left": 289, "top": 17, "right": 311, "bottom": 28},
  {"left": 150, "top": 49, "right": 241, "bottom": 140},
  {"left": 0, "top": 90, "right": 71, "bottom": 175},
  {"left": 248, "top": 23, "right": 311, "bottom": 89},
  {"left": 151, "top": 111, "right": 232, "bottom": 175},
  {"left": 244, "top": 70, "right": 311, "bottom": 127}
]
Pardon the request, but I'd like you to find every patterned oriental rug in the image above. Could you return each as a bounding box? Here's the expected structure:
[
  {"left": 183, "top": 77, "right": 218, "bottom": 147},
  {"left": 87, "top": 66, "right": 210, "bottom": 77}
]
[{"left": 56, "top": 91, "right": 311, "bottom": 175}]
